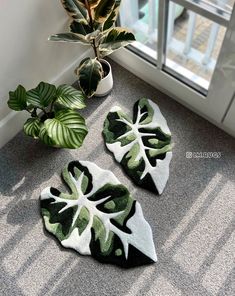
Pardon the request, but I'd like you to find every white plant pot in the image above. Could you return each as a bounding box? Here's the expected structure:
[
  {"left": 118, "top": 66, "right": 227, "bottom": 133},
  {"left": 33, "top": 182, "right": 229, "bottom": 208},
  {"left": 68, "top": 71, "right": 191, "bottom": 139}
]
[{"left": 95, "top": 59, "right": 113, "bottom": 97}]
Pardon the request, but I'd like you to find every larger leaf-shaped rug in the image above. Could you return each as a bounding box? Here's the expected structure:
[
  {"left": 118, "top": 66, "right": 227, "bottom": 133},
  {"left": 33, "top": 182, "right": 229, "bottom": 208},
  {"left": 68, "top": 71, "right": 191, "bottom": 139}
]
[
  {"left": 103, "top": 98, "right": 172, "bottom": 194},
  {"left": 40, "top": 161, "right": 157, "bottom": 268}
]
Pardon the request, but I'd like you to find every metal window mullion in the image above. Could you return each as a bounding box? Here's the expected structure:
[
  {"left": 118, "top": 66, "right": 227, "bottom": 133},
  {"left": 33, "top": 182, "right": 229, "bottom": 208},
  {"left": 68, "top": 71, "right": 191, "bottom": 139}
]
[
  {"left": 167, "top": 2, "right": 177, "bottom": 44},
  {"left": 184, "top": 11, "right": 197, "bottom": 55},
  {"left": 172, "top": 0, "right": 229, "bottom": 27},
  {"left": 157, "top": 0, "right": 169, "bottom": 69},
  {"left": 148, "top": 0, "right": 157, "bottom": 34}
]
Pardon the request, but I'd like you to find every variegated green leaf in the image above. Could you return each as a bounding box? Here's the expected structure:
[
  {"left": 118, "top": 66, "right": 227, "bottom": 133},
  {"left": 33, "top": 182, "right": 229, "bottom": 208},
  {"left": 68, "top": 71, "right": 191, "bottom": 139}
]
[
  {"left": 77, "top": 0, "right": 101, "bottom": 8},
  {"left": 56, "top": 84, "right": 86, "bottom": 110},
  {"left": 39, "top": 126, "right": 55, "bottom": 147},
  {"left": 85, "top": 29, "right": 101, "bottom": 41},
  {"left": 23, "top": 118, "right": 41, "bottom": 138},
  {"left": 44, "top": 109, "right": 88, "bottom": 149},
  {"left": 103, "top": 98, "right": 172, "bottom": 195},
  {"left": 69, "top": 26, "right": 101, "bottom": 43},
  {"left": 94, "top": 0, "right": 115, "bottom": 23},
  {"left": 103, "top": 0, "right": 121, "bottom": 30},
  {"left": 8, "top": 85, "right": 27, "bottom": 111},
  {"left": 76, "top": 58, "right": 103, "bottom": 98},
  {"left": 40, "top": 160, "right": 157, "bottom": 267},
  {"left": 49, "top": 33, "right": 90, "bottom": 45},
  {"left": 69, "top": 20, "right": 92, "bottom": 35},
  {"left": 26, "top": 82, "right": 56, "bottom": 108},
  {"left": 100, "top": 28, "right": 135, "bottom": 57},
  {"left": 61, "top": 0, "right": 90, "bottom": 25}
]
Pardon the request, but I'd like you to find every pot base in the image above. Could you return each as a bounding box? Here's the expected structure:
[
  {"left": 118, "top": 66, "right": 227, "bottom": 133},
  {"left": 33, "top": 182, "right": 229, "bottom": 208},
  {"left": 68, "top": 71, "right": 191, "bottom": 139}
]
[{"left": 94, "top": 87, "right": 113, "bottom": 98}]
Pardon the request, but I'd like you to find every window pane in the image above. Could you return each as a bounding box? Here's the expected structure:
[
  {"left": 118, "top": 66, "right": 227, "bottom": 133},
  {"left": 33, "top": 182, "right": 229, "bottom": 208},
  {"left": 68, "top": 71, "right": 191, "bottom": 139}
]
[
  {"left": 119, "top": 0, "right": 230, "bottom": 92},
  {"left": 119, "top": 0, "right": 158, "bottom": 60},
  {"left": 165, "top": 2, "right": 227, "bottom": 90}
]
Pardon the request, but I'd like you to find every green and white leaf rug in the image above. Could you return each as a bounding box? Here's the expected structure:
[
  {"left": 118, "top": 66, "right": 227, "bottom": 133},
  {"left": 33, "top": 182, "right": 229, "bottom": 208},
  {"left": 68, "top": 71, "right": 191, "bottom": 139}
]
[
  {"left": 40, "top": 161, "right": 157, "bottom": 268},
  {"left": 103, "top": 98, "right": 172, "bottom": 194}
]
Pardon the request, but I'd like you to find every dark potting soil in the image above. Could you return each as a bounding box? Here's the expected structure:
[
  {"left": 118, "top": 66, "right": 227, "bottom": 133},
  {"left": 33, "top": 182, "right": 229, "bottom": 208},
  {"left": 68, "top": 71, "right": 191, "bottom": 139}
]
[{"left": 101, "top": 61, "right": 110, "bottom": 78}]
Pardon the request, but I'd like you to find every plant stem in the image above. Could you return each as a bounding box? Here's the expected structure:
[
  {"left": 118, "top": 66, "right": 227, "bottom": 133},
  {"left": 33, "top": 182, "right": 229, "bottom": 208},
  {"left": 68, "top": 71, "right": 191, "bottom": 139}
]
[
  {"left": 92, "top": 39, "right": 99, "bottom": 60},
  {"left": 42, "top": 108, "right": 48, "bottom": 118},
  {"left": 85, "top": 0, "right": 93, "bottom": 28},
  {"left": 85, "top": 0, "right": 100, "bottom": 61},
  {"left": 50, "top": 98, "right": 57, "bottom": 113},
  {"left": 26, "top": 107, "right": 37, "bottom": 118}
]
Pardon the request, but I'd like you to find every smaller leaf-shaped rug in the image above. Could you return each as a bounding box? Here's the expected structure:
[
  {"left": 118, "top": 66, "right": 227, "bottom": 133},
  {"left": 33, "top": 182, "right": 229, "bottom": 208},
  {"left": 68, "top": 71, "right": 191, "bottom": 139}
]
[
  {"left": 103, "top": 98, "right": 172, "bottom": 194},
  {"left": 40, "top": 161, "right": 157, "bottom": 268}
]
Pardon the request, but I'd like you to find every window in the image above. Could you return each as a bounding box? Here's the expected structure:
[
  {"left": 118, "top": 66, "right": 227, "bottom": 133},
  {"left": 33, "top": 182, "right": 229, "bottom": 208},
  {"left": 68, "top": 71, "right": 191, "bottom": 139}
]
[{"left": 119, "top": 0, "right": 234, "bottom": 93}]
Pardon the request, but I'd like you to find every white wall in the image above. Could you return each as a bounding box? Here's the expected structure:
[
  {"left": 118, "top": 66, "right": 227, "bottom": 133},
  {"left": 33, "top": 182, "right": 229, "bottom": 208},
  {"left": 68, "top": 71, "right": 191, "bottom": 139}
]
[{"left": 0, "top": 0, "right": 89, "bottom": 147}]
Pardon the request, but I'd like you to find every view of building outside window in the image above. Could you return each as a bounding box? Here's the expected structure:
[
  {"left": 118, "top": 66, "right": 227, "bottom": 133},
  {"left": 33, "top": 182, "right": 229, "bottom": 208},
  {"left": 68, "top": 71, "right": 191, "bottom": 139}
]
[{"left": 120, "top": 0, "right": 234, "bottom": 90}]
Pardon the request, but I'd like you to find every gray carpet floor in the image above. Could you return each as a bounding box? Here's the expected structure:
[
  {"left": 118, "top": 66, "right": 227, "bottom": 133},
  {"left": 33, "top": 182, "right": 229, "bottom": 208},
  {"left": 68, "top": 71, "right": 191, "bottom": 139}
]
[{"left": 0, "top": 60, "right": 235, "bottom": 296}]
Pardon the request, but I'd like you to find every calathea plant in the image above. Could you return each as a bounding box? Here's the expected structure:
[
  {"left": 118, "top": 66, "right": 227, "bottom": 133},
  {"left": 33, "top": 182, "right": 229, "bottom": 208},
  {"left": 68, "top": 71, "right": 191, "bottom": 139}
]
[
  {"left": 7, "top": 82, "right": 88, "bottom": 149},
  {"left": 49, "top": 0, "right": 135, "bottom": 98}
]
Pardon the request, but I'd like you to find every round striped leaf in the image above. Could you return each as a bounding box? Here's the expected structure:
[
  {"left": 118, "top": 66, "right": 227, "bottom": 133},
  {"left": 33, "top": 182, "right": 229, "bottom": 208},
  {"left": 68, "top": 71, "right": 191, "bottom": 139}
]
[
  {"left": 23, "top": 118, "right": 41, "bottom": 138},
  {"left": 8, "top": 85, "right": 27, "bottom": 111},
  {"left": 56, "top": 85, "right": 86, "bottom": 110},
  {"left": 26, "top": 82, "right": 56, "bottom": 108},
  {"left": 39, "top": 126, "right": 55, "bottom": 147},
  {"left": 44, "top": 109, "right": 88, "bottom": 149},
  {"left": 76, "top": 58, "right": 103, "bottom": 98}
]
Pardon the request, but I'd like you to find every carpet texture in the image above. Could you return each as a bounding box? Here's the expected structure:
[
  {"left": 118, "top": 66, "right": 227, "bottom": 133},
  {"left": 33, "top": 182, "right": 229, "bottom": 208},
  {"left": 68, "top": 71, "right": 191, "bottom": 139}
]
[
  {"left": 0, "top": 59, "right": 235, "bottom": 296},
  {"left": 40, "top": 160, "right": 157, "bottom": 268},
  {"left": 103, "top": 98, "right": 172, "bottom": 195}
]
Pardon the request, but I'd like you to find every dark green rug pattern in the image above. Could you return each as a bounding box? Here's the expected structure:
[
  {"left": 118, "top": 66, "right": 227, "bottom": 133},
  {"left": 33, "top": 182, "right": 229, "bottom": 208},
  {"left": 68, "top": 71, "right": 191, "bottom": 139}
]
[
  {"left": 103, "top": 98, "right": 172, "bottom": 194},
  {"left": 40, "top": 160, "right": 157, "bottom": 268}
]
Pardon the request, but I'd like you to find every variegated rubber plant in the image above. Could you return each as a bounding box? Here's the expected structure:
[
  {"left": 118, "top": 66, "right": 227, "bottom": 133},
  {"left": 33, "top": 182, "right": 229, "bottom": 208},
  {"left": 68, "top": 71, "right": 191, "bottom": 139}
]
[
  {"left": 7, "top": 82, "right": 88, "bottom": 149},
  {"left": 49, "top": 0, "right": 136, "bottom": 98}
]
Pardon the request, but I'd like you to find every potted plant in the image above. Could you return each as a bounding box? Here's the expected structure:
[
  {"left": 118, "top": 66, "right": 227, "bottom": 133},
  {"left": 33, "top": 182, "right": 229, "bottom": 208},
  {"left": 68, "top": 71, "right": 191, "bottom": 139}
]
[
  {"left": 7, "top": 82, "right": 88, "bottom": 149},
  {"left": 49, "top": 0, "right": 136, "bottom": 98}
]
